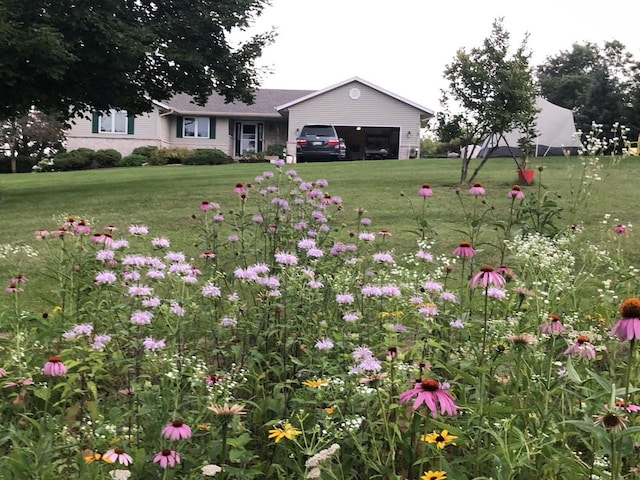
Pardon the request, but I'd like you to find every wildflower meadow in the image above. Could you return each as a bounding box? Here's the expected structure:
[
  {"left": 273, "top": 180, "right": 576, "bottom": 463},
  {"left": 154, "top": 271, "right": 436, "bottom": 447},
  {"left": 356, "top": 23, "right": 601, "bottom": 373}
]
[{"left": 1, "top": 145, "right": 640, "bottom": 479}]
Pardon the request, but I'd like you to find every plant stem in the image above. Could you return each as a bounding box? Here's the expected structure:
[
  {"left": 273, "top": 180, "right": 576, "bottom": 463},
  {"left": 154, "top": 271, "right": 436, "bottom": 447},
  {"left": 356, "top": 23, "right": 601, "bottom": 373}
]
[{"left": 625, "top": 338, "right": 635, "bottom": 403}]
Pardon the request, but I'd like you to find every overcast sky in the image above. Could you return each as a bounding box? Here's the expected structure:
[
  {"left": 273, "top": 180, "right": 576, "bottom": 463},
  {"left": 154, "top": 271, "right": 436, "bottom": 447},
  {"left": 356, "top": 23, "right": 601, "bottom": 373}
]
[{"left": 244, "top": 0, "right": 640, "bottom": 112}]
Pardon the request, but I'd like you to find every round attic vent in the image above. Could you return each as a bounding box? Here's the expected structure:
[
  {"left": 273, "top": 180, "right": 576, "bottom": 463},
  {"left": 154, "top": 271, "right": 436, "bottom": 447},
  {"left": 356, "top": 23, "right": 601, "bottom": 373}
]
[{"left": 349, "top": 87, "right": 361, "bottom": 100}]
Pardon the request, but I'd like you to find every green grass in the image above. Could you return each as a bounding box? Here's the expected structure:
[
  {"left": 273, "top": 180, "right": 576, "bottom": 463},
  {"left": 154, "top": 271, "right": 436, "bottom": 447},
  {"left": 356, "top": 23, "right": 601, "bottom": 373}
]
[
  {"left": 2, "top": 155, "right": 638, "bottom": 240},
  {"left": 1, "top": 155, "right": 638, "bottom": 280}
]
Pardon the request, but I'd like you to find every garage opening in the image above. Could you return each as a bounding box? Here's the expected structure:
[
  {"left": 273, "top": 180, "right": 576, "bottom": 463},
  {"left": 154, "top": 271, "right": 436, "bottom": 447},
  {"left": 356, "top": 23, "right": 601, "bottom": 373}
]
[{"left": 335, "top": 126, "right": 400, "bottom": 160}]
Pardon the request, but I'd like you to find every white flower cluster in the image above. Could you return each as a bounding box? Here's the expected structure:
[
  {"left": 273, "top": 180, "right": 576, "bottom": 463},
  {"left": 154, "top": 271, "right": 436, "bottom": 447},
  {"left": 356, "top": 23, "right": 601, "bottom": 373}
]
[
  {"left": 205, "top": 364, "right": 248, "bottom": 404},
  {"left": 201, "top": 464, "right": 223, "bottom": 476},
  {"left": 507, "top": 232, "right": 575, "bottom": 298},
  {"left": 338, "top": 415, "right": 364, "bottom": 433},
  {"left": 109, "top": 470, "right": 132, "bottom": 480},
  {"left": 305, "top": 443, "right": 341, "bottom": 479},
  {"left": 0, "top": 243, "right": 38, "bottom": 259}
]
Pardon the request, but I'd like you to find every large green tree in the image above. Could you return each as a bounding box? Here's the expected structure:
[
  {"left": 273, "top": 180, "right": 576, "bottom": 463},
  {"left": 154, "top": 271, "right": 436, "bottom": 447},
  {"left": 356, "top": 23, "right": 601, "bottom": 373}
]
[
  {"left": 439, "top": 18, "right": 538, "bottom": 184},
  {"left": 0, "top": 0, "right": 274, "bottom": 121},
  {"left": 537, "top": 41, "right": 640, "bottom": 138}
]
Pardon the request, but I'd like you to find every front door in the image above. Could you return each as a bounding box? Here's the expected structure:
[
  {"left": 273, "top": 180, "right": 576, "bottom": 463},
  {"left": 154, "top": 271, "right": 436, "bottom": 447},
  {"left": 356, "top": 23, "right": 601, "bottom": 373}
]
[{"left": 234, "top": 122, "right": 264, "bottom": 156}]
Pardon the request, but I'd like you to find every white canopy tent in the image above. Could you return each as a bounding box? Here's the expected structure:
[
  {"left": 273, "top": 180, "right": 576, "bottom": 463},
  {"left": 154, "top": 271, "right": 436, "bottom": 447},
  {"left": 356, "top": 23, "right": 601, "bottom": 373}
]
[{"left": 477, "top": 97, "right": 583, "bottom": 158}]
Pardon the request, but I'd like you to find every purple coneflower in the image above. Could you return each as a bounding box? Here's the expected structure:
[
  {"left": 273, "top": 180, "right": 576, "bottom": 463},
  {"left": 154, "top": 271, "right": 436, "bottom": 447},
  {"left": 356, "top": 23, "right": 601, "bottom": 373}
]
[
  {"left": 610, "top": 297, "right": 640, "bottom": 341},
  {"left": 6, "top": 281, "right": 23, "bottom": 293},
  {"left": 468, "top": 182, "right": 485, "bottom": 195},
  {"left": 418, "top": 183, "right": 433, "bottom": 197},
  {"left": 102, "top": 448, "right": 133, "bottom": 465},
  {"left": 614, "top": 399, "right": 640, "bottom": 412},
  {"left": 507, "top": 184, "right": 525, "bottom": 200},
  {"left": 43, "top": 356, "right": 67, "bottom": 376},
  {"left": 614, "top": 224, "right": 627, "bottom": 234},
  {"left": 398, "top": 378, "right": 458, "bottom": 417},
  {"left": 470, "top": 265, "right": 505, "bottom": 289},
  {"left": 564, "top": 334, "right": 596, "bottom": 359},
  {"left": 153, "top": 449, "right": 181, "bottom": 469},
  {"left": 233, "top": 182, "right": 246, "bottom": 196},
  {"left": 540, "top": 313, "right": 565, "bottom": 334},
  {"left": 162, "top": 419, "right": 192, "bottom": 440},
  {"left": 452, "top": 241, "right": 475, "bottom": 258}
]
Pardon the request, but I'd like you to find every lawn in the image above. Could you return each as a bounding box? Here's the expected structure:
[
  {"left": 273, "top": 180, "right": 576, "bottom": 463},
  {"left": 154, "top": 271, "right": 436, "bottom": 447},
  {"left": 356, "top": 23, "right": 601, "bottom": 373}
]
[
  {"left": 1, "top": 154, "right": 638, "bottom": 250},
  {"left": 1, "top": 154, "right": 639, "bottom": 479}
]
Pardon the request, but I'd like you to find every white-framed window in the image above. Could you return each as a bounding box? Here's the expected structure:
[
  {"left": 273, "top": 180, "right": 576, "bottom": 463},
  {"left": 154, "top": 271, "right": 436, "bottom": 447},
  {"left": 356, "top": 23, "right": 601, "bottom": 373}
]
[
  {"left": 99, "top": 110, "right": 128, "bottom": 134},
  {"left": 183, "top": 117, "right": 210, "bottom": 138}
]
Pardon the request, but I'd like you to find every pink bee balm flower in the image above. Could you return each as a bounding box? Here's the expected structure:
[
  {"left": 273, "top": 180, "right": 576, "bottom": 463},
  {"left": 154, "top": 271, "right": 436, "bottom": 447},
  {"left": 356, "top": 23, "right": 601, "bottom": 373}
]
[
  {"left": 540, "top": 313, "right": 564, "bottom": 334},
  {"left": 507, "top": 184, "right": 525, "bottom": 200},
  {"left": 103, "top": 448, "right": 133, "bottom": 466},
  {"left": 274, "top": 252, "right": 298, "bottom": 265},
  {"left": 162, "top": 419, "right": 192, "bottom": 440},
  {"left": 470, "top": 265, "right": 505, "bottom": 289},
  {"left": 128, "top": 224, "right": 148, "bottom": 235},
  {"left": 610, "top": 297, "right": 640, "bottom": 341},
  {"left": 398, "top": 378, "right": 458, "bottom": 417},
  {"left": 153, "top": 449, "right": 181, "bottom": 469},
  {"left": 468, "top": 182, "right": 485, "bottom": 195},
  {"left": 452, "top": 241, "right": 475, "bottom": 258},
  {"left": 418, "top": 183, "right": 433, "bottom": 197},
  {"left": 43, "top": 356, "right": 67, "bottom": 376}
]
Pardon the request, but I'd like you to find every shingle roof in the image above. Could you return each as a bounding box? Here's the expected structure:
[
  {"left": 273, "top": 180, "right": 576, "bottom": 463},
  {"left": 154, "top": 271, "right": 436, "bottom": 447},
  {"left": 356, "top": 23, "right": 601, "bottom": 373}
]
[{"left": 161, "top": 89, "right": 315, "bottom": 116}]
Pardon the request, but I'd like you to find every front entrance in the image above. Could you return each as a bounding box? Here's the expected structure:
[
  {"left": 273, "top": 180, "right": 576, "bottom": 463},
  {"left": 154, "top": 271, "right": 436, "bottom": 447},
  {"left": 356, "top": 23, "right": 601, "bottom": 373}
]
[{"left": 234, "top": 122, "right": 264, "bottom": 156}]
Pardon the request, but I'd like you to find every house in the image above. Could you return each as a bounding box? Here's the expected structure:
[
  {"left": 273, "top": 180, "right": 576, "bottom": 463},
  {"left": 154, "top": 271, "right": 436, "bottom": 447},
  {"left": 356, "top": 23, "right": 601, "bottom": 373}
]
[{"left": 65, "top": 77, "right": 434, "bottom": 161}]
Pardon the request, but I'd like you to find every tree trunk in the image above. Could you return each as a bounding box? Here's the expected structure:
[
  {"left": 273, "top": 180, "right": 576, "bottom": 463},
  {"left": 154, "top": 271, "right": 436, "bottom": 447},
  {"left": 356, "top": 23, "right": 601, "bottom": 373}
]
[{"left": 459, "top": 157, "right": 470, "bottom": 184}]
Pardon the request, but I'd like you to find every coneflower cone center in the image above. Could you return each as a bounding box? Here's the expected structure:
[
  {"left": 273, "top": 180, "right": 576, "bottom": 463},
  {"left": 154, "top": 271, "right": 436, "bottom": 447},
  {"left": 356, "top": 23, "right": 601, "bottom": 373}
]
[
  {"left": 621, "top": 298, "right": 640, "bottom": 318},
  {"left": 420, "top": 378, "right": 439, "bottom": 391}
]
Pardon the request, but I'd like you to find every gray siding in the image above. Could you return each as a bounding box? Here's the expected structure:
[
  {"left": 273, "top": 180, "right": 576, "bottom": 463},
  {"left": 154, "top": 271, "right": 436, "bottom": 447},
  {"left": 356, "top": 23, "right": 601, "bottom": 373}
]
[{"left": 285, "top": 81, "right": 422, "bottom": 158}]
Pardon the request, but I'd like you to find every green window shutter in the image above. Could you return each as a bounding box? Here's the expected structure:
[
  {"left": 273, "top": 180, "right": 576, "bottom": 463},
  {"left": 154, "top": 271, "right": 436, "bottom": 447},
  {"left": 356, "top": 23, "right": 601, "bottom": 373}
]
[
  {"left": 91, "top": 113, "right": 99, "bottom": 133},
  {"left": 127, "top": 116, "right": 135, "bottom": 135},
  {"left": 176, "top": 117, "right": 183, "bottom": 138},
  {"left": 209, "top": 117, "right": 216, "bottom": 139}
]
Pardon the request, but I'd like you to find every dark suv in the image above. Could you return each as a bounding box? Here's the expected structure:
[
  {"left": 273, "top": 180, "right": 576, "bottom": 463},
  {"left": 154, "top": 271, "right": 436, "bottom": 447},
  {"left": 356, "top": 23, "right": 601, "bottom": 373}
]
[{"left": 296, "top": 125, "right": 346, "bottom": 161}]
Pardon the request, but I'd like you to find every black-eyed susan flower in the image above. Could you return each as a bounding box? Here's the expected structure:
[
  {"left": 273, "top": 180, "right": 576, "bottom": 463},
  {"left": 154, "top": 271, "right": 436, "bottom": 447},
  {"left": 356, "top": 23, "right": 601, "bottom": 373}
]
[
  {"left": 302, "top": 378, "right": 328, "bottom": 388},
  {"left": 421, "top": 429, "right": 458, "bottom": 449},
  {"left": 421, "top": 470, "right": 447, "bottom": 480},
  {"left": 267, "top": 423, "right": 302, "bottom": 443}
]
